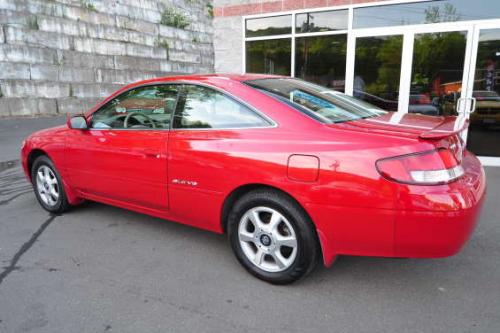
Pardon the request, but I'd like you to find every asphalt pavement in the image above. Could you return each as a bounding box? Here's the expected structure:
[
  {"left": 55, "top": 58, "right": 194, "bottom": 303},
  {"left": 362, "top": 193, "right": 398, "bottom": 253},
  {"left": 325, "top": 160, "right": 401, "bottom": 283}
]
[{"left": 0, "top": 116, "right": 499, "bottom": 333}]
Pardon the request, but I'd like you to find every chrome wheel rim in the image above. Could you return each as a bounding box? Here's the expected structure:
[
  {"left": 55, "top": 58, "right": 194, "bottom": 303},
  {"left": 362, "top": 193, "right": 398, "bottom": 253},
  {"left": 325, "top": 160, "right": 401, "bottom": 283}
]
[
  {"left": 36, "top": 165, "right": 59, "bottom": 207},
  {"left": 238, "top": 206, "right": 298, "bottom": 273}
]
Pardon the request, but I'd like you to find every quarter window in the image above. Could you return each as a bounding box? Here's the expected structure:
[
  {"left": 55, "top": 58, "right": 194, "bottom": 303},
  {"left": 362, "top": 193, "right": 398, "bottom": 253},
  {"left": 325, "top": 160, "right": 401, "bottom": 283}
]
[
  {"left": 91, "top": 85, "right": 178, "bottom": 130},
  {"left": 173, "top": 85, "right": 271, "bottom": 129}
]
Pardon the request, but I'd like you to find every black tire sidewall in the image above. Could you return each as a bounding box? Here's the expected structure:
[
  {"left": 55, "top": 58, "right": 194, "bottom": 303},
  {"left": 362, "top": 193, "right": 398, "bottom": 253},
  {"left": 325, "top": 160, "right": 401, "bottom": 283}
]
[
  {"left": 31, "top": 156, "right": 67, "bottom": 213},
  {"left": 228, "top": 190, "right": 318, "bottom": 284}
]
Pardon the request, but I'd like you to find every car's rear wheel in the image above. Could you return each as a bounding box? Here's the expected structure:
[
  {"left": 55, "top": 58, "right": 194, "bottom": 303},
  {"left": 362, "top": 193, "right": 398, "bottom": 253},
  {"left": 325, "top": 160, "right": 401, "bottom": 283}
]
[
  {"left": 228, "top": 189, "right": 319, "bottom": 284},
  {"left": 31, "top": 155, "right": 71, "bottom": 214}
]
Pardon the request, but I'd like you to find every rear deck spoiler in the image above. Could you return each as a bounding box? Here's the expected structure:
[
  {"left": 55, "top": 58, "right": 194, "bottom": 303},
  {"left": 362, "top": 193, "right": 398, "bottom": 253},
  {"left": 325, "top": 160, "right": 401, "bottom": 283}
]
[{"left": 419, "top": 116, "right": 469, "bottom": 139}]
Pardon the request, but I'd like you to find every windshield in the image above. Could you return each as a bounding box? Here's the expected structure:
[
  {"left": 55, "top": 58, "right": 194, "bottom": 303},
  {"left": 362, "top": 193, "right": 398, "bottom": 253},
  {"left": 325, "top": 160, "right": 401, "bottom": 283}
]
[{"left": 245, "top": 78, "right": 387, "bottom": 124}]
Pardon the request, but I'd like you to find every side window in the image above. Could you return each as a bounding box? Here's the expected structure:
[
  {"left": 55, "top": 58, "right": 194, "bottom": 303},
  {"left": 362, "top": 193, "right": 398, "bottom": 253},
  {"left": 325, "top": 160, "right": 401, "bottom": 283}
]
[
  {"left": 91, "top": 85, "right": 179, "bottom": 129},
  {"left": 173, "top": 85, "right": 271, "bottom": 129}
]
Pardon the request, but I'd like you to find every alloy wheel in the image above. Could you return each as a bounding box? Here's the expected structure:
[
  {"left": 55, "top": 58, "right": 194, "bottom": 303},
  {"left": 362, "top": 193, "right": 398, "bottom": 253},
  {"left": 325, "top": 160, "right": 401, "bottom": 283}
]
[
  {"left": 238, "top": 206, "right": 298, "bottom": 272},
  {"left": 36, "top": 165, "right": 60, "bottom": 207}
]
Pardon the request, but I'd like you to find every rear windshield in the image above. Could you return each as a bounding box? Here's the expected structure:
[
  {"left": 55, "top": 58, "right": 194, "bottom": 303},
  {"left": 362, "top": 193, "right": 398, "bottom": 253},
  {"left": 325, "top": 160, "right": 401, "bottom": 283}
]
[{"left": 245, "top": 78, "right": 387, "bottom": 124}]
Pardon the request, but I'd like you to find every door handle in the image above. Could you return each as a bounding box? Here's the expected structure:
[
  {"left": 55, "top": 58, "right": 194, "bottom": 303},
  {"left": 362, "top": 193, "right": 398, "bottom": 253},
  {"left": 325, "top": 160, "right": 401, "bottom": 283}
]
[
  {"left": 469, "top": 97, "right": 477, "bottom": 114},
  {"left": 456, "top": 97, "right": 476, "bottom": 115},
  {"left": 456, "top": 97, "right": 466, "bottom": 114}
]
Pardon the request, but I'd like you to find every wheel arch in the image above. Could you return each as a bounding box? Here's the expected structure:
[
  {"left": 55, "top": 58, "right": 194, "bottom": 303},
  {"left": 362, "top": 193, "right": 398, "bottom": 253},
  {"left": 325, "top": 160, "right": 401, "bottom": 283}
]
[
  {"left": 27, "top": 148, "right": 49, "bottom": 181},
  {"left": 26, "top": 148, "right": 83, "bottom": 206},
  {"left": 220, "top": 183, "right": 323, "bottom": 260}
]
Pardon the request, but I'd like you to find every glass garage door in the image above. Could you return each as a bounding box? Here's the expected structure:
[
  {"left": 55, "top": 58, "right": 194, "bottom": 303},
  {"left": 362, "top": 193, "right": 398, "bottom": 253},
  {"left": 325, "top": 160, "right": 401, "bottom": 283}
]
[
  {"left": 351, "top": 25, "right": 472, "bottom": 116},
  {"left": 408, "top": 30, "right": 468, "bottom": 117},
  {"left": 466, "top": 27, "right": 500, "bottom": 158}
]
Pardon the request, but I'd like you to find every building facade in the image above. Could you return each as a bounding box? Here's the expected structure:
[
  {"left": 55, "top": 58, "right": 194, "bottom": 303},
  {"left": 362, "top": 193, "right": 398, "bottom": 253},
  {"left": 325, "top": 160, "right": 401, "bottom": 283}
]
[{"left": 214, "top": 0, "right": 500, "bottom": 164}]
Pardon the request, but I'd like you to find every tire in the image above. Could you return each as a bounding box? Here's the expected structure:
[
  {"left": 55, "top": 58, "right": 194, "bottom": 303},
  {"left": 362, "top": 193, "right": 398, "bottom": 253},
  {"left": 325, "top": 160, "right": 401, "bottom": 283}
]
[
  {"left": 31, "top": 155, "right": 71, "bottom": 214},
  {"left": 227, "top": 189, "right": 319, "bottom": 284}
]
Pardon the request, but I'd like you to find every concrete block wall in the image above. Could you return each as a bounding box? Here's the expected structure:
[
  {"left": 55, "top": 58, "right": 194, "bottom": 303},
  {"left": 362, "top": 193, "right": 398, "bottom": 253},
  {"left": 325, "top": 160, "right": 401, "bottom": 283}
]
[
  {"left": 214, "top": 14, "right": 243, "bottom": 74},
  {"left": 0, "top": 0, "right": 214, "bottom": 117}
]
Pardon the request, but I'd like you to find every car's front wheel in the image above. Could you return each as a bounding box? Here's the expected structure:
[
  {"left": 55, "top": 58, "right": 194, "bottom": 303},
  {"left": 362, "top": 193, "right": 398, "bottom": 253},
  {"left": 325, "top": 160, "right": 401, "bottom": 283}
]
[
  {"left": 31, "top": 155, "right": 71, "bottom": 214},
  {"left": 228, "top": 189, "right": 319, "bottom": 284}
]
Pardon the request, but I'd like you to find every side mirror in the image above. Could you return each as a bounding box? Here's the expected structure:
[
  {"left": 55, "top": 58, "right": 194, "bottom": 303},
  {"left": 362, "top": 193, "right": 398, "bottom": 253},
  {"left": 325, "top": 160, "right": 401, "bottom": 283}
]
[{"left": 67, "top": 114, "right": 88, "bottom": 130}]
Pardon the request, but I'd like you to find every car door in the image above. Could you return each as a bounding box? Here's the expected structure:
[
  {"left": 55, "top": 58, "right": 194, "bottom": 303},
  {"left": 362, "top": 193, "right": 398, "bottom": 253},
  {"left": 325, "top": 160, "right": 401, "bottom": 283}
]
[
  {"left": 66, "top": 84, "right": 179, "bottom": 211},
  {"left": 167, "top": 84, "right": 273, "bottom": 230}
]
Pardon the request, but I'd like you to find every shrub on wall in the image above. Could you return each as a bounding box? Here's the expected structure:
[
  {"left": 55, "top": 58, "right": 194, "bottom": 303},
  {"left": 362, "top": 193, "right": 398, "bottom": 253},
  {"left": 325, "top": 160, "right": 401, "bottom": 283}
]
[{"left": 160, "top": 7, "right": 190, "bottom": 29}]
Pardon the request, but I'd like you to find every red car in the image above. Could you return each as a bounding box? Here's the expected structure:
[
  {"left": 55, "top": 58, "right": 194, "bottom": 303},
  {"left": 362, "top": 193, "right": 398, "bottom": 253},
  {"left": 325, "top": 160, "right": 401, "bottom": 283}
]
[{"left": 21, "top": 74, "right": 486, "bottom": 284}]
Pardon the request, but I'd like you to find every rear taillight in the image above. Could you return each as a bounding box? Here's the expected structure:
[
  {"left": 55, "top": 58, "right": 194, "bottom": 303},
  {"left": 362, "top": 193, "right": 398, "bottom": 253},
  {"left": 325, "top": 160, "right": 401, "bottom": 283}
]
[{"left": 376, "top": 149, "right": 464, "bottom": 185}]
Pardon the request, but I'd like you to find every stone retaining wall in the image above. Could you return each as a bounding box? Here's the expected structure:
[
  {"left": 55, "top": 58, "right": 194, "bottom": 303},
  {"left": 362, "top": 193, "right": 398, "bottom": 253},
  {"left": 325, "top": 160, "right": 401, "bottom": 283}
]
[{"left": 0, "top": 0, "right": 214, "bottom": 117}]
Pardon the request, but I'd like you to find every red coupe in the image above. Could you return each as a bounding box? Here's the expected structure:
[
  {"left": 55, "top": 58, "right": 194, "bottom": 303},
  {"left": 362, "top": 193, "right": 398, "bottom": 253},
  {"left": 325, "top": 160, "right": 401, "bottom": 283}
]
[{"left": 21, "top": 74, "right": 486, "bottom": 284}]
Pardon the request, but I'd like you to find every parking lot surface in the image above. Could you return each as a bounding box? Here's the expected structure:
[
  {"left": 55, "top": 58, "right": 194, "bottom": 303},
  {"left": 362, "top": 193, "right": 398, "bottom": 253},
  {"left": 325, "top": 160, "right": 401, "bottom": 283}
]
[{"left": 0, "top": 116, "right": 499, "bottom": 333}]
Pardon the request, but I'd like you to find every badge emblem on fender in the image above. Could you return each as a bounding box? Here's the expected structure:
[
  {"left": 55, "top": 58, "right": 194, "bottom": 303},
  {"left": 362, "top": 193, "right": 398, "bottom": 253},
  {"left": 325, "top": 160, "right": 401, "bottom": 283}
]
[{"left": 172, "top": 179, "right": 198, "bottom": 186}]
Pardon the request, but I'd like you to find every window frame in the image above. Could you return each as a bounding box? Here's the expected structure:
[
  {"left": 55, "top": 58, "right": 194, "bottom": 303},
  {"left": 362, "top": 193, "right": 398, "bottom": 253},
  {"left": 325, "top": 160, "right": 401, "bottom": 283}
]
[
  {"left": 170, "top": 82, "right": 277, "bottom": 131},
  {"left": 88, "top": 83, "right": 182, "bottom": 131}
]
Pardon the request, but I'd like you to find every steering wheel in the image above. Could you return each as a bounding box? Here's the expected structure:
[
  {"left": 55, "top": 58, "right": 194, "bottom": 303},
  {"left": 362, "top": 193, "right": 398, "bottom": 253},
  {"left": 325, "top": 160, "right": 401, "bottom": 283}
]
[{"left": 124, "top": 112, "right": 156, "bottom": 129}]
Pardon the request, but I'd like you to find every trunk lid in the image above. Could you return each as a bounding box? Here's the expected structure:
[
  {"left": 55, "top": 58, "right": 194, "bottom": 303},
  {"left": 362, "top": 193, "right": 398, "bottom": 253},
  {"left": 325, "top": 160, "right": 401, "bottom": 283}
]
[
  {"left": 332, "top": 112, "right": 468, "bottom": 140},
  {"left": 332, "top": 113, "right": 467, "bottom": 162}
]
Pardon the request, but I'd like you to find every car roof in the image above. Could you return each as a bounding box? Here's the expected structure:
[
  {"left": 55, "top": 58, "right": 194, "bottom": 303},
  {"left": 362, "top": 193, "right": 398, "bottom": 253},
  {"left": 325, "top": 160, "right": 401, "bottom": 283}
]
[{"left": 128, "top": 73, "right": 285, "bottom": 87}]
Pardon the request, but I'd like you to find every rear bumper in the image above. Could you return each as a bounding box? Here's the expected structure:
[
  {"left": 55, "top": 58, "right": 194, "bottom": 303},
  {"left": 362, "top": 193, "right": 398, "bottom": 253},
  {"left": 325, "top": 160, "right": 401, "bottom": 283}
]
[
  {"left": 308, "top": 151, "right": 486, "bottom": 266},
  {"left": 393, "top": 194, "right": 485, "bottom": 258}
]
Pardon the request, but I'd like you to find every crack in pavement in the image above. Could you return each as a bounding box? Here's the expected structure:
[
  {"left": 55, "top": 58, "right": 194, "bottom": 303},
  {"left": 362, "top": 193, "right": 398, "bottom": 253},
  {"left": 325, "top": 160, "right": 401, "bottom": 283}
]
[{"left": 0, "top": 214, "right": 57, "bottom": 286}]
